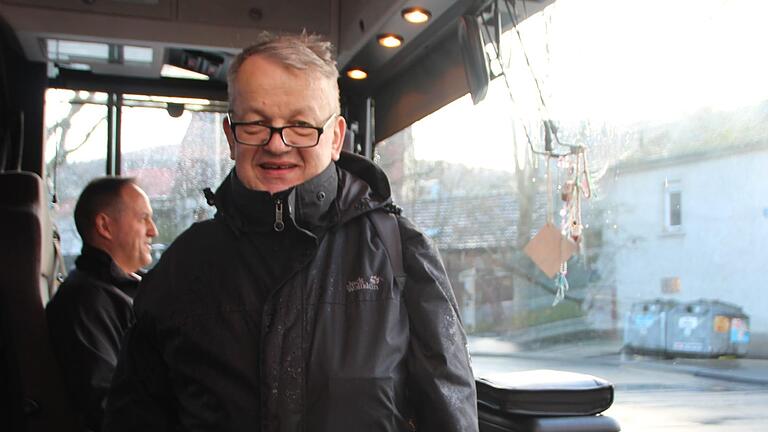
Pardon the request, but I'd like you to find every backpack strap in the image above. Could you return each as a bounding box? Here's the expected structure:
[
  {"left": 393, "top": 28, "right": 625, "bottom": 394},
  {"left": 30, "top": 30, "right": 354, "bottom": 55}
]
[{"left": 367, "top": 205, "right": 404, "bottom": 278}]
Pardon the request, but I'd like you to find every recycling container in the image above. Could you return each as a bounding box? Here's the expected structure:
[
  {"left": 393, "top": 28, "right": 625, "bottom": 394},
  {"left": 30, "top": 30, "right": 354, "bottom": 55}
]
[
  {"left": 623, "top": 299, "right": 678, "bottom": 354},
  {"left": 666, "top": 299, "right": 750, "bottom": 357}
]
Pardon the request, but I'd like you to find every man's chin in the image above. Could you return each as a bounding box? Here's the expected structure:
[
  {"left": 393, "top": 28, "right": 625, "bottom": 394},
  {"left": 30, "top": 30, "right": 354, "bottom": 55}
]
[{"left": 262, "top": 179, "right": 302, "bottom": 194}]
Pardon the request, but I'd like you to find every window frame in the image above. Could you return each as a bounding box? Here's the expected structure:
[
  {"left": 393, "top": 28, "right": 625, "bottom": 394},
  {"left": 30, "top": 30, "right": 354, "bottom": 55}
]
[{"left": 663, "top": 179, "right": 683, "bottom": 233}]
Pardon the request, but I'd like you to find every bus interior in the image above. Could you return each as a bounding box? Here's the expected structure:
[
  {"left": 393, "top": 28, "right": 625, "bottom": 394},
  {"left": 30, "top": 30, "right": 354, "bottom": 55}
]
[{"left": 1, "top": 0, "right": 767, "bottom": 431}]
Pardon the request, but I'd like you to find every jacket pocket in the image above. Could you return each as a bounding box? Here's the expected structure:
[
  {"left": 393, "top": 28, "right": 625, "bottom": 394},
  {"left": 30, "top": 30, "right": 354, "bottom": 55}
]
[{"left": 308, "top": 377, "right": 406, "bottom": 431}]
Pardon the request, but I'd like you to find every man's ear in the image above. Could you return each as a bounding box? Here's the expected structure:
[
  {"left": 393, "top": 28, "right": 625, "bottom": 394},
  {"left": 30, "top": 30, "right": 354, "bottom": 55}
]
[
  {"left": 223, "top": 116, "right": 237, "bottom": 161},
  {"left": 331, "top": 115, "right": 347, "bottom": 161},
  {"left": 94, "top": 212, "right": 114, "bottom": 241}
]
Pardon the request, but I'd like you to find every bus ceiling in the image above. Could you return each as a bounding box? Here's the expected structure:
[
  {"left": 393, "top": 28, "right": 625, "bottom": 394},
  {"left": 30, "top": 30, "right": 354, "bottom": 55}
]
[
  {"left": 0, "top": 0, "right": 476, "bottom": 82},
  {"left": 0, "top": 0, "right": 550, "bottom": 170}
]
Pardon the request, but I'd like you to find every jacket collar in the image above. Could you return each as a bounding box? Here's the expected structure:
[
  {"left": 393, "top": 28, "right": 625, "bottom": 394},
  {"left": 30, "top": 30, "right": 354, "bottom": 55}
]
[
  {"left": 212, "top": 151, "right": 396, "bottom": 234},
  {"left": 75, "top": 244, "right": 140, "bottom": 297},
  {"left": 217, "top": 162, "right": 339, "bottom": 234}
]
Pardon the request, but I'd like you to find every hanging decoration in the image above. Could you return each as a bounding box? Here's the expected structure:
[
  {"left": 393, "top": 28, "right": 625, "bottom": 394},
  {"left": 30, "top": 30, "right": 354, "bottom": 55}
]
[
  {"left": 523, "top": 147, "right": 593, "bottom": 306},
  {"left": 477, "top": 0, "right": 596, "bottom": 305},
  {"left": 551, "top": 146, "right": 593, "bottom": 305}
]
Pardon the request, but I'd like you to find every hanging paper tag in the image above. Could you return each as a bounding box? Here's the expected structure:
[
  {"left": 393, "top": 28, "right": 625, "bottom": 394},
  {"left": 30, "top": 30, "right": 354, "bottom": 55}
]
[{"left": 523, "top": 223, "right": 577, "bottom": 278}]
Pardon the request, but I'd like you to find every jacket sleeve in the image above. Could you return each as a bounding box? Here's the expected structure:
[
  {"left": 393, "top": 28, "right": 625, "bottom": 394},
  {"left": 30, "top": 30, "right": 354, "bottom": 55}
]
[
  {"left": 399, "top": 216, "right": 478, "bottom": 432},
  {"left": 102, "top": 275, "right": 177, "bottom": 431},
  {"left": 46, "top": 293, "right": 131, "bottom": 432}
]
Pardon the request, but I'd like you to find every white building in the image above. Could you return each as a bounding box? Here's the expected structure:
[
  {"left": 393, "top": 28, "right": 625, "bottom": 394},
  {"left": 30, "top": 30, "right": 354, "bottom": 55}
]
[{"left": 599, "top": 141, "right": 768, "bottom": 356}]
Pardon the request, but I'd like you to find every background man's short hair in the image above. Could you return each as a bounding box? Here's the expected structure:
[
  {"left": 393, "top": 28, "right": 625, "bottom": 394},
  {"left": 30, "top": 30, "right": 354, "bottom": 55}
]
[{"left": 74, "top": 177, "right": 136, "bottom": 243}]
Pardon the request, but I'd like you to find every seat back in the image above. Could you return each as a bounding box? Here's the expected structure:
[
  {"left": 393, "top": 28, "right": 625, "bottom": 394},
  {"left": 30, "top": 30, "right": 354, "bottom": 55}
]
[{"left": 0, "top": 171, "right": 79, "bottom": 432}]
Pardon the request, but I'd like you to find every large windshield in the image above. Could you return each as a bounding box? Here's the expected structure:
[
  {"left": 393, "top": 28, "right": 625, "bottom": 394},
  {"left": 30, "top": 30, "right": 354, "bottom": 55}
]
[{"left": 377, "top": 0, "right": 768, "bottom": 430}]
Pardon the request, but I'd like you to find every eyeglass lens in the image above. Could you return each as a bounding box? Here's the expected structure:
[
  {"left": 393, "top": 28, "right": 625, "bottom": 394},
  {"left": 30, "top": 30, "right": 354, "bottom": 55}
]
[{"left": 236, "top": 125, "right": 318, "bottom": 147}]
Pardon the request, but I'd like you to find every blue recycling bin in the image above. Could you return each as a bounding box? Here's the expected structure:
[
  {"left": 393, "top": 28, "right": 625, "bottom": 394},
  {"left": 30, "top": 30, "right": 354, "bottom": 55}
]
[{"left": 623, "top": 299, "right": 678, "bottom": 355}]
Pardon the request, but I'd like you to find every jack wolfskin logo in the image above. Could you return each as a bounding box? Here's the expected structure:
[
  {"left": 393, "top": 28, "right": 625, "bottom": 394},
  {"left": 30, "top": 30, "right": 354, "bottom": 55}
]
[{"left": 346, "top": 275, "right": 381, "bottom": 293}]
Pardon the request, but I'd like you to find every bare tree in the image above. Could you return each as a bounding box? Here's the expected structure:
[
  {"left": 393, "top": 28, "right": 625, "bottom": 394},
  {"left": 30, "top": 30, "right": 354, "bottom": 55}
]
[{"left": 46, "top": 93, "right": 106, "bottom": 169}]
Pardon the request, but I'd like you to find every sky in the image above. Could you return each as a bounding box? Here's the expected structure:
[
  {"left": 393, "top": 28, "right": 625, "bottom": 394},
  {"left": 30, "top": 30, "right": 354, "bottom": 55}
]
[{"left": 410, "top": 0, "right": 768, "bottom": 171}]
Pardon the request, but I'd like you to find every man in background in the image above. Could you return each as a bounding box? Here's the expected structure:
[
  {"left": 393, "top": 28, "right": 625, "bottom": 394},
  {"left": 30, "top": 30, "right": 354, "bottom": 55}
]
[{"left": 47, "top": 177, "right": 158, "bottom": 431}]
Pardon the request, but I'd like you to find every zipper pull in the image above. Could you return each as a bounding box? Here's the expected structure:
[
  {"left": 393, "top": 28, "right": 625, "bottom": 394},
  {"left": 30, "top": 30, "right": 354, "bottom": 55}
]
[{"left": 274, "top": 199, "right": 285, "bottom": 232}]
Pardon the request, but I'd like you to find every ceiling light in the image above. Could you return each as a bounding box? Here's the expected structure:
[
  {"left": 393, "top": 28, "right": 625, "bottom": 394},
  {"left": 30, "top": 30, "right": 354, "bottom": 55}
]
[
  {"left": 160, "top": 64, "right": 210, "bottom": 81},
  {"left": 346, "top": 69, "right": 368, "bottom": 80},
  {"left": 402, "top": 7, "right": 431, "bottom": 24},
  {"left": 63, "top": 63, "right": 91, "bottom": 71},
  {"left": 46, "top": 39, "right": 109, "bottom": 61},
  {"left": 45, "top": 39, "right": 154, "bottom": 65},
  {"left": 123, "top": 45, "right": 153, "bottom": 64},
  {"left": 378, "top": 34, "right": 404, "bottom": 48}
]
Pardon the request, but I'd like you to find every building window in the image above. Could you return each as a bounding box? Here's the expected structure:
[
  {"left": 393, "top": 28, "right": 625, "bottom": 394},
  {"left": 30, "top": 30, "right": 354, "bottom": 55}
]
[{"left": 664, "top": 180, "right": 682, "bottom": 231}]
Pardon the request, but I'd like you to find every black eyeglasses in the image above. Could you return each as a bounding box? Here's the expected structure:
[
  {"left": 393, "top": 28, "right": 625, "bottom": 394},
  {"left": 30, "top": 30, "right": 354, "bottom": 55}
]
[{"left": 227, "top": 113, "right": 337, "bottom": 148}]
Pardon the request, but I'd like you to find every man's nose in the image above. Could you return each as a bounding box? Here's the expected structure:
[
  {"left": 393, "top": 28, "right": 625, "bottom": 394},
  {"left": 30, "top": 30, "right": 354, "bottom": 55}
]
[
  {"left": 147, "top": 218, "right": 159, "bottom": 237},
  {"left": 263, "top": 128, "right": 291, "bottom": 153}
]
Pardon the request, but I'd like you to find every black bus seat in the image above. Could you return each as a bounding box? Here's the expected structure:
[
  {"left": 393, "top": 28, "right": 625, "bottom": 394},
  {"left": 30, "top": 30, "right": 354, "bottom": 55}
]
[
  {"left": 476, "top": 369, "right": 620, "bottom": 432},
  {"left": 0, "top": 171, "right": 79, "bottom": 432}
]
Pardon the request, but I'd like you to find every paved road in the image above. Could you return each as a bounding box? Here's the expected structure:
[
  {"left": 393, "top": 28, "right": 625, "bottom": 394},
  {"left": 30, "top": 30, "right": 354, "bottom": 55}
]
[{"left": 471, "top": 353, "right": 768, "bottom": 431}]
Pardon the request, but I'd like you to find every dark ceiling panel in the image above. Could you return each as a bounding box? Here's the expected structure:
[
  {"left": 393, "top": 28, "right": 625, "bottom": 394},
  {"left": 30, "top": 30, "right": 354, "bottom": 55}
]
[{"left": 373, "top": 26, "right": 469, "bottom": 143}]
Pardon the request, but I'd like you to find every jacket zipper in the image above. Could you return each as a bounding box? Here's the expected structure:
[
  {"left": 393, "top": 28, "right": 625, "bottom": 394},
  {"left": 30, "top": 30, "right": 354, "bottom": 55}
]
[{"left": 274, "top": 198, "right": 285, "bottom": 232}]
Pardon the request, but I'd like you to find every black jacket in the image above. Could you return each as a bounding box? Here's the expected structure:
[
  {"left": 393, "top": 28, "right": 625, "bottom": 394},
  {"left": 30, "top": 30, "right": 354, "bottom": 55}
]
[
  {"left": 46, "top": 245, "right": 139, "bottom": 432},
  {"left": 104, "top": 152, "right": 477, "bottom": 432}
]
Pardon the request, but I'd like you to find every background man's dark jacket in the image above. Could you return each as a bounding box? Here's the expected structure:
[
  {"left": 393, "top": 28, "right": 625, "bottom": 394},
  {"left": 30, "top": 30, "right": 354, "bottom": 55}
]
[
  {"left": 46, "top": 245, "right": 139, "bottom": 431},
  {"left": 104, "top": 152, "right": 478, "bottom": 432}
]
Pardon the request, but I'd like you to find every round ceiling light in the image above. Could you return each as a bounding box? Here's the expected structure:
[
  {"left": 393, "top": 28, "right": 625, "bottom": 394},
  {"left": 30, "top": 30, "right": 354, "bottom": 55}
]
[
  {"left": 378, "top": 34, "right": 404, "bottom": 48},
  {"left": 346, "top": 68, "right": 368, "bottom": 80},
  {"left": 402, "top": 7, "right": 431, "bottom": 24}
]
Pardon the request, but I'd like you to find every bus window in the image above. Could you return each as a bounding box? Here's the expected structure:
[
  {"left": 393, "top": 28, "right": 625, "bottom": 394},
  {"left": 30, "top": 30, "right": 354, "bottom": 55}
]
[
  {"left": 44, "top": 90, "right": 231, "bottom": 267},
  {"left": 44, "top": 90, "right": 109, "bottom": 268},
  {"left": 376, "top": 0, "right": 768, "bottom": 430},
  {"left": 120, "top": 95, "right": 230, "bottom": 251}
]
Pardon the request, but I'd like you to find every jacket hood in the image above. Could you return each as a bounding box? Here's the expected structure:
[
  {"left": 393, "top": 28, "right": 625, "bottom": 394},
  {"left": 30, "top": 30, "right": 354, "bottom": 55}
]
[
  {"left": 334, "top": 151, "right": 394, "bottom": 223},
  {"left": 208, "top": 151, "right": 394, "bottom": 235}
]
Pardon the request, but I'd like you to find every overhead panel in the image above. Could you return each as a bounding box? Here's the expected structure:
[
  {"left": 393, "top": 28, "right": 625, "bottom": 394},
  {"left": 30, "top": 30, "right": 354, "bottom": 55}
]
[
  {"left": 337, "top": 0, "right": 404, "bottom": 68},
  {"left": 1, "top": 0, "right": 173, "bottom": 19},
  {"left": 1, "top": 0, "right": 337, "bottom": 74},
  {"left": 178, "top": 0, "right": 333, "bottom": 36},
  {"left": 369, "top": 0, "right": 556, "bottom": 142},
  {"left": 373, "top": 27, "right": 469, "bottom": 142}
]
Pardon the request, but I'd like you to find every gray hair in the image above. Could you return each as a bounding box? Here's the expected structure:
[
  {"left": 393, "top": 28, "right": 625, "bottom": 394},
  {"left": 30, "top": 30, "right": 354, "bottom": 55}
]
[{"left": 227, "top": 31, "right": 340, "bottom": 112}]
